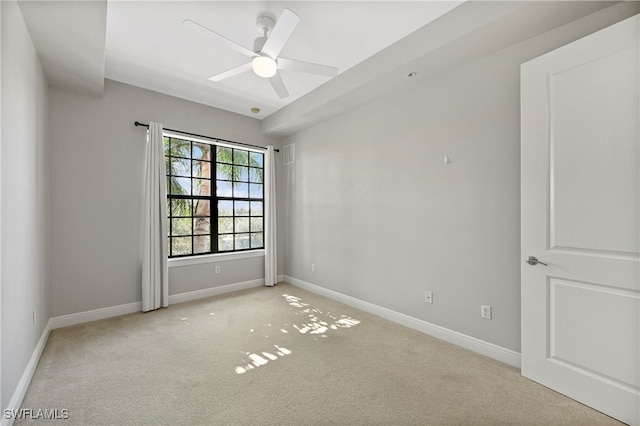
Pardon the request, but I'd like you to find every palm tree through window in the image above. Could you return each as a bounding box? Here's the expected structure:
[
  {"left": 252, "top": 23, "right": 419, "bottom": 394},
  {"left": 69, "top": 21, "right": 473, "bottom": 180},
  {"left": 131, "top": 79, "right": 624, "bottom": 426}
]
[{"left": 164, "top": 135, "right": 265, "bottom": 257}]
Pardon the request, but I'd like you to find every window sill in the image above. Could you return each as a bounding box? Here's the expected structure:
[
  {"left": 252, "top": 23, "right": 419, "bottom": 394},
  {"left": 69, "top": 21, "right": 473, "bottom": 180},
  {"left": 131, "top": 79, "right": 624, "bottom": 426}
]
[{"left": 168, "top": 250, "right": 265, "bottom": 268}]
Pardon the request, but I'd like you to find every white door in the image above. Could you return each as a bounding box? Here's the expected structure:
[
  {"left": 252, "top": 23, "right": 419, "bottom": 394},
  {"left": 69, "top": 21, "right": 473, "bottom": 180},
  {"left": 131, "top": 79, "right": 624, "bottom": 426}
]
[{"left": 521, "top": 15, "right": 639, "bottom": 425}]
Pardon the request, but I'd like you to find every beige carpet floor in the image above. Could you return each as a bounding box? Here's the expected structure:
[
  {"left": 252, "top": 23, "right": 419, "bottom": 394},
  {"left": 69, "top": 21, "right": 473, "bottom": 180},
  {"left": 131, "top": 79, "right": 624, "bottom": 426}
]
[{"left": 17, "top": 282, "right": 622, "bottom": 425}]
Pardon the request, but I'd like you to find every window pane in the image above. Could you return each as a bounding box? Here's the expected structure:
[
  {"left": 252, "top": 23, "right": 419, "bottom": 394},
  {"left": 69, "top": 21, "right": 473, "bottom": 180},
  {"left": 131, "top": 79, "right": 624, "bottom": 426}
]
[
  {"left": 216, "top": 163, "right": 233, "bottom": 180},
  {"left": 234, "top": 166, "right": 249, "bottom": 182},
  {"left": 193, "top": 200, "right": 210, "bottom": 217},
  {"left": 193, "top": 217, "right": 210, "bottom": 235},
  {"left": 235, "top": 233, "right": 250, "bottom": 250},
  {"left": 249, "top": 152, "right": 263, "bottom": 167},
  {"left": 194, "top": 179, "right": 211, "bottom": 196},
  {"left": 250, "top": 201, "right": 263, "bottom": 216},
  {"left": 218, "top": 217, "right": 233, "bottom": 234},
  {"left": 217, "top": 146, "right": 233, "bottom": 164},
  {"left": 193, "top": 143, "right": 211, "bottom": 161},
  {"left": 170, "top": 177, "right": 190, "bottom": 195},
  {"left": 170, "top": 157, "right": 191, "bottom": 177},
  {"left": 251, "top": 232, "right": 264, "bottom": 248},
  {"left": 170, "top": 199, "right": 192, "bottom": 217},
  {"left": 193, "top": 160, "right": 211, "bottom": 179},
  {"left": 235, "top": 217, "right": 250, "bottom": 233},
  {"left": 163, "top": 137, "right": 171, "bottom": 152},
  {"left": 235, "top": 201, "right": 249, "bottom": 216},
  {"left": 249, "top": 168, "right": 263, "bottom": 183},
  {"left": 250, "top": 217, "right": 263, "bottom": 232},
  {"left": 233, "top": 149, "right": 249, "bottom": 165},
  {"left": 171, "top": 218, "right": 192, "bottom": 236},
  {"left": 218, "top": 200, "right": 233, "bottom": 216},
  {"left": 249, "top": 183, "right": 263, "bottom": 199},
  {"left": 216, "top": 181, "right": 232, "bottom": 197},
  {"left": 234, "top": 182, "right": 248, "bottom": 198},
  {"left": 193, "top": 236, "right": 210, "bottom": 254},
  {"left": 171, "top": 237, "right": 192, "bottom": 256},
  {"left": 168, "top": 138, "right": 190, "bottom": 158},
  {"left": 218, "top": 234, "right": 233, "bottom": 251}
]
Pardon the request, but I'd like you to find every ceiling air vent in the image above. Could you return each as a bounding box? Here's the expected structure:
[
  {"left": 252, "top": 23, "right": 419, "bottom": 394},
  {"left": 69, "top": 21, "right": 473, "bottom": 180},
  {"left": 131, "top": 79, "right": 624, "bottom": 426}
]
[{"left": 283, "top": 144, "right": 295, "bottom": 165}]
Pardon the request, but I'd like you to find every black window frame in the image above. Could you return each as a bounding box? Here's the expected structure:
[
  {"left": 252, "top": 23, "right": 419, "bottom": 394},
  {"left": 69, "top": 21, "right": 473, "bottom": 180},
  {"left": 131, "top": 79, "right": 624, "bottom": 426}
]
[{"left": 164, "top": 134, "right": 265, "bottom": 258}]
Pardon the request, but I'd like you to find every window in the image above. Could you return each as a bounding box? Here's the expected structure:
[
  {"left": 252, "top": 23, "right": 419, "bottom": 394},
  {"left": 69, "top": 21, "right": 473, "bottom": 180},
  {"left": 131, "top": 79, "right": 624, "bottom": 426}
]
[{"left": 164, "top": 135, "right": 264, "bottom": 257}]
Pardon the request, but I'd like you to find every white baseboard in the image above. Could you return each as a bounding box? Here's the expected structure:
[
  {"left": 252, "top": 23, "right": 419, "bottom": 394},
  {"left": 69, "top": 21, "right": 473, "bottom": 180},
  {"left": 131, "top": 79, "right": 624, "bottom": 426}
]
[
  {"left": 1, "top": 320, "right": 52, "bottom": 426},
  {"left": 50, "top": 301, "right": 142, "bottom": 330},
  {"left": 50, "top": 278, "right": 272, "bottom": 330},
  {"left": 168, "top": 278, "right": 264, "bottom": 305},
  {"left": 284, "top": 275, "right": 521, "bottom": 368}
]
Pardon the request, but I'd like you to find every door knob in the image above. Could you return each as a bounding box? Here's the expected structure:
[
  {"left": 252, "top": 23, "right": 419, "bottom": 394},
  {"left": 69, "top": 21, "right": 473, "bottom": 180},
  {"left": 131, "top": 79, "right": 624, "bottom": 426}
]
[{"left": 526, "top": 256, "right": 548, "bottom": 266}]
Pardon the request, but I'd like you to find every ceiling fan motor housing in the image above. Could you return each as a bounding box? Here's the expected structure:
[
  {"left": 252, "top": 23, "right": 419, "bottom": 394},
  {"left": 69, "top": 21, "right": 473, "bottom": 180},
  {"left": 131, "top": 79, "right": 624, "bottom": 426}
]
[
  {"left": 254, "top": 16, "right": 275, "bottom": 53},
  {"left": 256, "top": 15, "right": 275, "bottom": 35}
]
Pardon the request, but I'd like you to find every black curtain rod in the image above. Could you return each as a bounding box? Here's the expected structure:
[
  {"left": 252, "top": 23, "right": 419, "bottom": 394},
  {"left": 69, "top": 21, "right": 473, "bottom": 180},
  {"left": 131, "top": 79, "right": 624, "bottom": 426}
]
[{"left": 134, "top": 121, "right": 279, "bottom": 153}]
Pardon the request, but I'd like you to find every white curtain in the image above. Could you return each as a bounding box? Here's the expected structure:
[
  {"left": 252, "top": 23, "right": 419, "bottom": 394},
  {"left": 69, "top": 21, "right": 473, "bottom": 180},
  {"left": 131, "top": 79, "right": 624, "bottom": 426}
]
[
  {"left": 264, "top": 146, "right": 278, "bottom": 286},
  {"left": 142, "top": 121, "right": 169, "bottom": 311}
]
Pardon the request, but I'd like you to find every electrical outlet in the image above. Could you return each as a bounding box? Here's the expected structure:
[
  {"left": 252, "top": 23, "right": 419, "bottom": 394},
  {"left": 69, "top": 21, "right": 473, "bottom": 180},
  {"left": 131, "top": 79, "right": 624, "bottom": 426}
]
[
  {"left": 481, "top": 305, "right": 492, "bottom": 320},
  {"left": 215, "top": 265, "right": 221, "bottom": 274},
  {"left": 311, "top": 263, "right": 315, "bottom": 272},
  {"left": 424, "top": 291, "right": 433, "bottom": 304},
  {"left": 33, "top": 311, "right": 37, "bottom": 326}
]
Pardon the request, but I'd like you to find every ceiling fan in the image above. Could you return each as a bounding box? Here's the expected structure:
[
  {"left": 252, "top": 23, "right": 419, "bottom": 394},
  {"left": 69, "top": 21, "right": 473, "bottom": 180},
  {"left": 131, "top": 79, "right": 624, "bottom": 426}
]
[{"left": 184, "top": 9, "right": 338, "bottom": 99}]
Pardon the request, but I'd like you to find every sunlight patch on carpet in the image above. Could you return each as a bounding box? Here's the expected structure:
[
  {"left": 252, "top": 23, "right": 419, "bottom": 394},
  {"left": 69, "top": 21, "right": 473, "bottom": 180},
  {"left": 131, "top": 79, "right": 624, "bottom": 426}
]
[
  {"left": 234, "top": 294, "right": 361, "bottom": 375},
  {"left": 283, "top": 294, "right": 361, "bottom": 337},
  {"left": 283, "top": 294, "right": 309, "bottom": 308},
  {"left": 235, "top": 345, "right": 293, "bottom": 375}
]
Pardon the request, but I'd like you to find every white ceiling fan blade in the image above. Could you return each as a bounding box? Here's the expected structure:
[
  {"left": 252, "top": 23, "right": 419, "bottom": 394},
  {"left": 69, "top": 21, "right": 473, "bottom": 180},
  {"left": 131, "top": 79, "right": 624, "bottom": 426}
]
[
  {"left": 260, "top": 9, "right": 300, "bottom": 59},
  {"left": 208, "top": 62, "right": 253, "bottom": 82},
  {"left": 277, "top": 58, "right": 338, "bottom": 78},
  {"left": 268, "top": 72, "right": 289, "bottom": 98},
  {"left": 183, "top": 19, "right": 258, "bottom": 59}
]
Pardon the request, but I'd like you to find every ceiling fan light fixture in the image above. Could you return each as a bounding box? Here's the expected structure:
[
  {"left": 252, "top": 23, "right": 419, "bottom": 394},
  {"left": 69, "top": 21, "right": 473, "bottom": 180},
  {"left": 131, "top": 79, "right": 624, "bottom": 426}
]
[{"left": 252, "top": 56, "right": 277, "bottom": 78}]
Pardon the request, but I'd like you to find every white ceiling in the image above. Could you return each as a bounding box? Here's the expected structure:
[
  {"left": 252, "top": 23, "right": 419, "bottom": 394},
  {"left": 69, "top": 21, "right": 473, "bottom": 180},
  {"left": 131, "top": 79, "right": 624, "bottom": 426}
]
[
  {"left": 104, "top": 1, "right": 462, "bottom": 118},
  {"left": 17, "top": 0, "right": 107, "bottom": 96},
  {"left": 18, "top": 1, "right": 622, "bottom": 136}
]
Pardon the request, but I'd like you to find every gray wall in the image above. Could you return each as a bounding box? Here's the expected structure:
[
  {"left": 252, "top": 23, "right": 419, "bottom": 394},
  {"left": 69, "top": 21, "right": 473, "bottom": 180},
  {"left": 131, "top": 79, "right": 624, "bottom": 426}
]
[
  {"left": 283, "top": 4, "right": 638, "bottom": 352},
  {"left": 49, "top": 80, "right": 284, "bottom": 317},
  {"left": 1, "top": 0, "right": 50, "bottom": 409}
]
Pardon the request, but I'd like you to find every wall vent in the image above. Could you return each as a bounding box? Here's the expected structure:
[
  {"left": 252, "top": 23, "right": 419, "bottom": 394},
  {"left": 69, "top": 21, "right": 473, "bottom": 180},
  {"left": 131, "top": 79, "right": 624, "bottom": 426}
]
[{"left": 283, "top": 143, "right": 295, "bottom": 165}]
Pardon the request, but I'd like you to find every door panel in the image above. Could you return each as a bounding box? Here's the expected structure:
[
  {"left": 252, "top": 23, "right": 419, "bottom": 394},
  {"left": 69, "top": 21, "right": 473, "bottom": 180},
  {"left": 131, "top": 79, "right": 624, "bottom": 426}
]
[
  {"left": 521, "top": 14, "right": 639, "bottom": 425},
  {"left": 550, "top": 278, "right": 639, "bottom": 389},
  {"left": 550, "top": 46, "right": 639, "bottom": 255}
]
